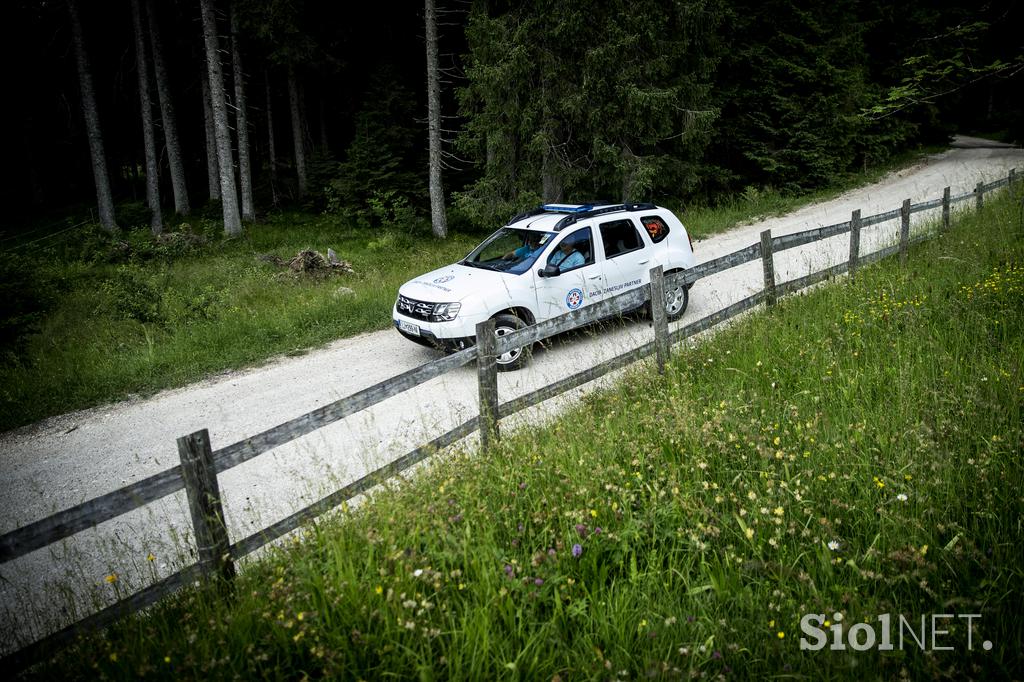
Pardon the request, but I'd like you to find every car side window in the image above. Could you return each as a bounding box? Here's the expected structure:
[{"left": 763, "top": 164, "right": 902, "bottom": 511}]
[
  {"left": 600, "top": 219, "right": 645, "bottom": 259},
  {"left": 640, "top": 215, "right": 670, "bottom": 243},
  {"left": 547, "top": 227, "right": 593, "bottom": 273}
]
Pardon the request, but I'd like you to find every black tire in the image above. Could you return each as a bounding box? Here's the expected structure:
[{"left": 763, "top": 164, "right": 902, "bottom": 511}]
[
  {"left": 492, "top": 313, "right": 530, "bottom": 371},
  {"left": 663, "top": 271, "right": 690, "bottom": 321}
]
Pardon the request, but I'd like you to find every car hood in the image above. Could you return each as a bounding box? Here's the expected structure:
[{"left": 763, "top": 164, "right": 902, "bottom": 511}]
[{"left": 398, "top": 263, "right": 523, "bottom": 303}]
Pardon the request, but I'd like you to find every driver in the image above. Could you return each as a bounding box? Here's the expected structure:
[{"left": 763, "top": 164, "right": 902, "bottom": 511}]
[{"left": 504, "top": 233, "right": 544, "bottom": 261}]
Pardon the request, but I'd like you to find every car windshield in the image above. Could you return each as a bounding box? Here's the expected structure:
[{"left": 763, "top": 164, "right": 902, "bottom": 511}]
[{"left": 461, "top": 228, "right": 554, "bottom": 274}]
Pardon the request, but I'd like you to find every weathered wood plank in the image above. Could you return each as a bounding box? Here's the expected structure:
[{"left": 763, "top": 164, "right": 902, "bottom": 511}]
[
  {"left": 498, "top": 342, "right": 656, "bottom": 419},
  {"left": 909, "top": 197, "right": 943, "bottom": 214},
  {"left": 230, "top": 418, "right": 479, "bottom": 559},
  {"left": 495, "top": 286, "right": 649, "bottom": 354},
  {"left": 177, "top": 429, "right": 235, "bottom": 584},
  {"left": 975, "top": 181, "right": 984, "bottom": 211},
  {"left": 1, "top": 562, "right": 205, "bottom": 675},
  {"left": 682, "top": 242, "right": 762, "bottom": 284},
  {"left": 861, "top": 208, "right": 901, "bottom": 227},
  {"left": 776, "top": 261, "right": 850, "bottom": 298},
  {"left": 476, "top": 319, "right": 499, "bottom": 449},
  {"left": 649, "top": 266, "right": 669, "bottom": 373},
  {"left": 0, "top": 466, "right": 184, "bottom": 564},
  {"left": 212, "top": 345, "right": 477, "bottom": 473},
  {"left": 859, "top": 243, "right": 900, "bottom": 267},
  {"left": 669, "top": 290, "right": 767, "bottom": 345},
  {"left": 950, "top": 190, "right": 974, "bottom": 204},
  {"left": 772, "top": 220, "right": 851, "bottom": 252}
]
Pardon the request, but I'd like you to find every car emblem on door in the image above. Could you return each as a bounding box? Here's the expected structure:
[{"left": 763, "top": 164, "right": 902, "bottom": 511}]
[{"left": 566, "top": 288, "right": 584, "bottom": 309}]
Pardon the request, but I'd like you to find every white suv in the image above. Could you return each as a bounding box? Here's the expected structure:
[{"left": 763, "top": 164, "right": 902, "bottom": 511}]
[{"left": 393, "top": 202, "right": 696, "bottom": 369}]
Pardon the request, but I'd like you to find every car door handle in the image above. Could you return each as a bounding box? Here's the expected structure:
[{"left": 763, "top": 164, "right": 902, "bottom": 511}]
[
  {"left": 638, "top": 259, "right": 650, "bottom": 264},
  {"left": 587, "top": 275, "right": 602, "bottom": 280}
]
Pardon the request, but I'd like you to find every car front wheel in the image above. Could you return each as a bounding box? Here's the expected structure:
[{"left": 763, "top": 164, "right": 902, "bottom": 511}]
[{"left": 491, "top": 313, "right": 530, "bottom": 371}]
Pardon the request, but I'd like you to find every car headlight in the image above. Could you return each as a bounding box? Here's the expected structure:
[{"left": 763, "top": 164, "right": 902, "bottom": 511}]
[{"left": 431, "top": 302, "right": 461, "bottom": 321}]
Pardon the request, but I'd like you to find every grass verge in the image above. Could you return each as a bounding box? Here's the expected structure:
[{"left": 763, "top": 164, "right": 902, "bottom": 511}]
[{"left": 27, "top": 189, "right": 1024, "bottom": 679}]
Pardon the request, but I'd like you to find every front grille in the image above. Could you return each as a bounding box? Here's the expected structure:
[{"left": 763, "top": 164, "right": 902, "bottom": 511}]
[{"left": 397, "top": 295, "right": 436, "bottom": 321}]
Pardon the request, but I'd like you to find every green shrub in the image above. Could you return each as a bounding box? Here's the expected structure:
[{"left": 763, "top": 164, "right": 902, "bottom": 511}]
[{"left": 100, "top": 265, "right": 164, "bottom": 324}]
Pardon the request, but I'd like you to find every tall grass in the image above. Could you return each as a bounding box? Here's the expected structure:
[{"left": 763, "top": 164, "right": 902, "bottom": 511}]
[{"left": 29, "top": 190, "right": 1023, "bottom": 679}]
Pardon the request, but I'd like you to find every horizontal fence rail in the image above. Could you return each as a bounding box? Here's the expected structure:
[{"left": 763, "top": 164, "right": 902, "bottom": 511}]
[{"left": 3, "top": 168, "right": 1019, "bottom": 674}]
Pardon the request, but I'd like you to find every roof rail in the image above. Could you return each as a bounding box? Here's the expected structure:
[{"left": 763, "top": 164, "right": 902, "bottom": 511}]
[{"left": 553, "top": 202, "right": 657, "bottom": 231}]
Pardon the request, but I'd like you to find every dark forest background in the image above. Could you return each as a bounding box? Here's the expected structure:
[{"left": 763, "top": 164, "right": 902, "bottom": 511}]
[{"left": 4, "top": 0, "right": 1022, "bottom": 234}]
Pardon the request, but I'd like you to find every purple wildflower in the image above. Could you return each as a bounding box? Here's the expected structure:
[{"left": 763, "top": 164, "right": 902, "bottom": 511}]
[
  {"left": 593, "top": 527, "right": 602, "bottom": 535},
  {"left": 534, "top": 577, "right": 544, "bottom": 586},
  {"left": 572, "top": 543, "right": 583, "bottom": 558},
  {"left": 548, "top": 548, "right": 556, "bottom": 557},
  {"left": 712, "top": 650, "right": 722, "bottom": 660},
  {"left": 504, "top": 564, "right": 514, "bottom": 577},
  {"left": 575, "top": 523, "right": 588, "bottom": 538}
]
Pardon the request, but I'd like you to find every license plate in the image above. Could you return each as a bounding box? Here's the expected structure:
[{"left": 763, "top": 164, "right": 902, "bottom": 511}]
[{"left": 399, "top": 320, "right": 420, "bottom": 336}]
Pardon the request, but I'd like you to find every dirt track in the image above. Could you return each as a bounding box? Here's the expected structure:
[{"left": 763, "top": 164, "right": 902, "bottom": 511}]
[{"left": 1, "top": 136, "right": 1021, "bottom": 650}]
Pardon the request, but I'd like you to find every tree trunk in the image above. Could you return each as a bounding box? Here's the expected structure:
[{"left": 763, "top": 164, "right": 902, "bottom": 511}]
[
  {"left": 67, "top": 0, "right": 118, "bottom": 232},
  {"left": 265, "top": 72, "right": 278, "bottom": 205},
  {"left": 229, "top": 2, "right": 254, "bottom": 221},
  {"left": 146, "top": 0, "right": 189, "bottom": 215},
  {"left": 425, "top": 0, "right": 448, "bottom": 238},
  {"left": 130, "top": 0, "right": 163, "bottom": 235},
  {"left": 199, "top": 0, "right": 242, "bottom": 235},
  {"left": 287, "top": 64, "right": 308, "bottom": 197},
  {"left": 201, "top": 70, "right": 220, "bottom": 201}
]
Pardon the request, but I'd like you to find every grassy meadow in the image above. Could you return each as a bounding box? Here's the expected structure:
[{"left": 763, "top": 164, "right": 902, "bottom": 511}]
[{"left": 26, "top": 189, "right": 1024, "bottom": 679}]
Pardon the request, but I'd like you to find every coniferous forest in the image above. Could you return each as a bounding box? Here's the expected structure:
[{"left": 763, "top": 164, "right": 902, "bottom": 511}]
[{"left": 6, "top": 0, "right": 1023, "bottom": 235}]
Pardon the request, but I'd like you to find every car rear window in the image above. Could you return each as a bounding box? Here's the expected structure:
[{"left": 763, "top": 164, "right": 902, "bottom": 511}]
[
  {"left": 600, "top": 219, "right": 644, "bottom": 258},
  {"left": 640, "top": 215, "right": 670, "bottom": 243}
]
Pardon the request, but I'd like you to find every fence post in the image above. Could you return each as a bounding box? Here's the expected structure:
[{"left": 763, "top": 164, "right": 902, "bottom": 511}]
[
  {"left": 848, "top": 209, "right": 861, "bottom": 278},
  {"left": 942, "top": 186, "right": 951, "bottom": 232},
  {"left": 975, "top": 181, "right": 984, "bottom": 211},
  {"left": 760, "top": 229, "right": 777, "bottom": 306},
  {"left": 1010, "top": 169, "right": 1017, "bottom": 191},
  {"left": 899, "top": 199, "right": 911, "bottom": 266},
  {"left": 475, "top": 319, "right": 499, "bottom": 450},
  {"left": 177, "top": 429, "right": 235, "bottom": 587},
  {"left": 649, "top": 265, "right": 669, "bottom": 373}
]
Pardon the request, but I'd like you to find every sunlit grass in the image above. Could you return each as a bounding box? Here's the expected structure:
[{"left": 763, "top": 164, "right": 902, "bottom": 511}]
[{"left": 29, "top": 190, "right": 1024, "bottom": 679}]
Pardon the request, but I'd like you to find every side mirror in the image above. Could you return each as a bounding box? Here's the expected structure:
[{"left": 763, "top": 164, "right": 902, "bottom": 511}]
[{"left": 538, "top": 264, "right": 560, "bottom": 278}]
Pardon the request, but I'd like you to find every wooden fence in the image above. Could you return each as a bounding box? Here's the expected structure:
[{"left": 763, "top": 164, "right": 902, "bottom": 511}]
[{"left": 2, "top": 169, "right": 1019, "bottom": 672}]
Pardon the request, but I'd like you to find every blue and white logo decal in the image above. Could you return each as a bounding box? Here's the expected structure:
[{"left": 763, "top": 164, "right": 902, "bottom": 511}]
[
  {"left": 566, "top": 288, "right": 584, "bottom": 310},
  {"left": 433, "top": 275, "right": 455, "bottom": 284}
]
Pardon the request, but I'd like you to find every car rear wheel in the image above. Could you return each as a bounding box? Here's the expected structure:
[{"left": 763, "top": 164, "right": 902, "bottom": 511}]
[
  {"left": 663, "top": 271, "right": 689, "bottom": 321},
  {"left": 492, "top": 313, "right": 530, "bottom": 371}
]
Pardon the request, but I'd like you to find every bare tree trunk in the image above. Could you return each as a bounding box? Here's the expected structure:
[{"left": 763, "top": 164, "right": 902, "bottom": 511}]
[
  {"left": 229, "top": 2, "right": 254, "bottom": 221},
  {"left": 146, "top": 0, "right": 189, "bottom": 216},
  {"left": 130, "top": 0, "right": 163, "bottom": 235},
  {"left": 287, "top": 64, "right": 308, "bottom": 197},
  {"left": 68, "top": 0, "right": 118, "bottom": 232},
  {"left": 425, "top": 0, "right": 447, "bottom": 238},
  {"left": 199, "top": 0, "right": 242, "bottom": 235},
  {"left": 201, "top": 70, "right": 220, "bottom": 201},
  {"left": 265, "top": 73, "right": 278, "bottom": 205}
]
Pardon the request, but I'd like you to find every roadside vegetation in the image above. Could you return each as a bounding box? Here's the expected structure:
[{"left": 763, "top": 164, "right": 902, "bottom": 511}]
[
  {"left": 30, "top": 189, "right": 1023, "bottom": 679},
  {"left": 0, "top": 148, "right": 947, "bottom": 433}
]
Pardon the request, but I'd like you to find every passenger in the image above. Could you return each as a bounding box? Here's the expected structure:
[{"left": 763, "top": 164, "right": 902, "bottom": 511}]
[{"left": 550, "top": 239, "right": 584, "bottom": 271}]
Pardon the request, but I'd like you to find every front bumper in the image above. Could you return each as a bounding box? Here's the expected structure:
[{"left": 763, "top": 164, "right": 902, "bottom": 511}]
[{"left": 393, "top": 320, "right": 475, "bottom": 353}]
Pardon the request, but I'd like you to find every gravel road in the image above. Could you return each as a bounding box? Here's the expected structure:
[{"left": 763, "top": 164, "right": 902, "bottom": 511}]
[{"left": 1, "top": 136, "right": 1021, "bottom": 651}]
